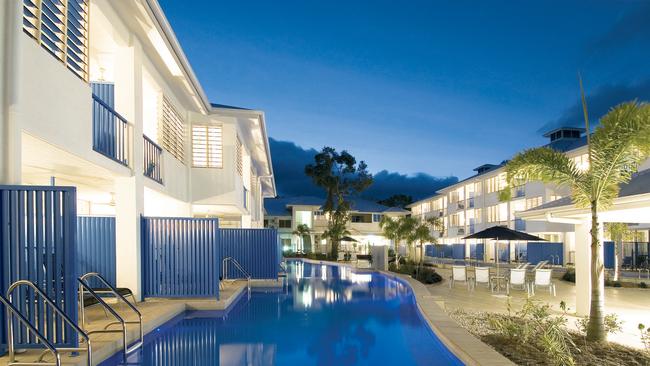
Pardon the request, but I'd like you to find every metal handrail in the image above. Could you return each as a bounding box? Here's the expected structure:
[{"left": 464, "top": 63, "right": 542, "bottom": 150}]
[
  {"left": 4, "top": 280, "right": 92, "bottom": 366},
  {"left": 222, "top": 257, "right": 251, "bottom": 294},
  {"left": 78, "top": 272, "right": 143, "bottom": 358}
]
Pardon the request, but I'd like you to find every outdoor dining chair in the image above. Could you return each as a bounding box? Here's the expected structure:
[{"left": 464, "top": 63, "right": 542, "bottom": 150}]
[
  {"left": 529, "top": 268, "right": 556, "bottom": 296},
  {"left": 449, "top": 265, "right": 473, "bottom": 291},
  {"left": 474, "top": 267, "right": 492, "bottom": 291},
  {"left": 506, "top": 268, "right": 528, "bottom": 295}
]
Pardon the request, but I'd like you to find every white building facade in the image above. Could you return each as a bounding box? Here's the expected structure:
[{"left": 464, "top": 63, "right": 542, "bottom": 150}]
[
  {"left": 0, "top": 0, "right": 275, "bottom": 298},
  {"left": 409, "top": 127, "right": 650, "bottom": 266},
  {"left": 264, "top": 197, "right": 409, "bottom": 255}
]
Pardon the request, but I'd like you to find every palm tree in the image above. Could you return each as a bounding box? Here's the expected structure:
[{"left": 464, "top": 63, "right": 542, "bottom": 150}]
[
  {"left": 505, "top": 101, "right": 650, "bottom": 342},
  {"left": 380, "top": 216, "right": 401, "bottom": 265},
  {"left": 605, "top": 223, "right": 633, "bottom": 282},
  {"left": 292, "top": 224, "right": 311, "bottom": 253},
  {"left": 398, "top": 216, "right": 418, "bottom": 261}
]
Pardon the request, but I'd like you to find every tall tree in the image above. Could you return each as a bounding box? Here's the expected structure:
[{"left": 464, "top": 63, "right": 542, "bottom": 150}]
[
  {"left": 380, "top": 216, "right": 402, "bottom": 264},
  {"left": 305, "top": 147, "right": 373, "bottom": 259},
  {"left": 377, "top": 194, "right": 414, "bottom": 209},
  {"left": 505, "top": 101, "right": 650, "bottom": 341}
]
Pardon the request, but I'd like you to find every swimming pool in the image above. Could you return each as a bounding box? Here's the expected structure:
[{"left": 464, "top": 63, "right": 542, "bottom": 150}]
[{"left": 100, "top": 260, "right": 463, "bottom": 365}]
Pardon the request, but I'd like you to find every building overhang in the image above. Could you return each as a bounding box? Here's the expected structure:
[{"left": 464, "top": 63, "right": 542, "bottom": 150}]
[
  {"left": 209, "top": 106, "right": 277, "bottom": 198},
  {"left": 517, "top": 193, "right": 650, "bottom": 224}
]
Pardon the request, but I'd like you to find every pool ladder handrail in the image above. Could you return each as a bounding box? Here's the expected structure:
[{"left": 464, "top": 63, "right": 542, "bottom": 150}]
[
  {"left": 78, "top": 272, "right": 143, "bottom": 360},
  {"left": 3, "top": 280, "right": 92, "bottom": 366},
  {"left": 222, "top": 256, "right": 251, "bottom": 294}
]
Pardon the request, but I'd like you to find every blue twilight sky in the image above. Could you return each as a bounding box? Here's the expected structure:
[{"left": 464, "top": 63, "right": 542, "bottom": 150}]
[{"left": 159, "top": 0, "right": 650, "bottom": 198}]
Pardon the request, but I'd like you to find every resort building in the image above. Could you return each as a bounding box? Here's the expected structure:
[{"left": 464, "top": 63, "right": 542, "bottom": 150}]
[
  {"left": 264, "top": 196, "right": 409, "bottom": 254},
  {"left": 409, "top": 127, "right": 650, "bottom": 270},
  {"left": 0, "top": 0, "right": 275, "bottom": 299}
]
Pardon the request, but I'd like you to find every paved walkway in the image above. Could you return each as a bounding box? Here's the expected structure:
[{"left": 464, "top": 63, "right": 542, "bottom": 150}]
[{"left": 427, "top": 267, "right": 650, "bottom": 349}]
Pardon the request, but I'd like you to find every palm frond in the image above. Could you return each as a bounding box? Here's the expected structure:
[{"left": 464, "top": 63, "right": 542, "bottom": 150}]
[{"left": 589, "top": 102, "right": 650, "bottom": 208}]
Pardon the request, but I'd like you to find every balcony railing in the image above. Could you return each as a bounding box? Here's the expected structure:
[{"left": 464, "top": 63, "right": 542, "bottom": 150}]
[
  {"left": 143, "top": 135, "right": 163, "bottom": 184},
  {"left": 515, "top": 218, "right": 526, "bottom": 231},
  {"left": 92, "top": 94, "right": 129, "bottom": 166},
  {"left": 513, "top": 186, "right": 526, "bottom": 198}
]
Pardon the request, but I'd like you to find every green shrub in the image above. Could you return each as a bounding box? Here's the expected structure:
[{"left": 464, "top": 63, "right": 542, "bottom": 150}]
[
  {"left": 388, "top": 263, "right": 441, "bottom": 284},
  {"left": 488, "top": 299, "right": 577, "bottom": 366},
  {"left": 576, "top": 313, "right": 623, "bottom": 336},
  {"left": 640, "top": 282, "right": 648, "bottom": 288},
  {"left": 639, "top": 323, "right": 650, "bottom": 352},
  {"left": 562, "top": 269, "right": 576, "bottom": 283}
]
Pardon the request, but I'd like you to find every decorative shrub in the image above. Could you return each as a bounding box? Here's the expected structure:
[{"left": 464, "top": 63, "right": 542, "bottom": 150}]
[{"left": 562, "top": 269, "right": 576, "bottom": 283}]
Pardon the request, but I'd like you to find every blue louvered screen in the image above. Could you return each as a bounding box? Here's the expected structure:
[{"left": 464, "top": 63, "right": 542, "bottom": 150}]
[
  {"left": 469, "top": 243, "right": 484, "bottom": 261},
  {"left": 218, "top": 229, "right": 280, "bottom": 280},
  {"left": 0, "top": 185, "right": 78, "bottom": 352},
  {"left": 141, "top": 217, "right": 220, "bottom": 298},
  {"left": 451, "top": 244, "right": 465, "bottom": 259},
  {"left": 525, "top": 242, "right": 563, "bottom": 265},
  {"left": 76, "top": 216, "right": 116, "bottom": 287}
]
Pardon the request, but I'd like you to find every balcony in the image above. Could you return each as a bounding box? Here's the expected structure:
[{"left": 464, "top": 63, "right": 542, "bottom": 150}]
[
  {"left": 92, "top": 94, "right": 129, "bottom": 166},
  {"left": 515, "top": 218, "right": 526, "bottom": 231},
  {"left": 468, "top": 197, "right": 475, "bottom": 208},
  {"left": 513, "top": 186, "right": 526, "bottom": 198},
  {"left": 143, "top": 135, "right": 163, "bottom": 184}
]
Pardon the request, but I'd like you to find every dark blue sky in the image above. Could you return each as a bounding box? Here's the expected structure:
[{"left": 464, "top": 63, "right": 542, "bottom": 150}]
[{"left": 160, "top": 0, "right": 650, "bottom": 183}]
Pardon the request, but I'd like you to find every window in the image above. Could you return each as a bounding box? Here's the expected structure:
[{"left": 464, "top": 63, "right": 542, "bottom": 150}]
[
  {"left": 549, "top": 195, "right": 563, "bottom": 202},
  {"left": 525, "top": 196, "right": 543, "bottom": 210},
  {"left": 236, "top": 136, "right": 243, "bottom": 176},
  {"left": 23, "top": 0, "right": 90, "bottom": 81},
  {"left": 279, "top": 220, "right": 292, "bottom": 228},
  {"left": 160, "top": 96, "right": 185, "bottom": 163},
  {"left": 192, "top": 125, "right": 223, "bottom": 168},
  {"left": 263, "top": 219, "right": 269, "bottom": 228},
  {"left": 372, "top": 214, "right": 382, "bottom": 222},
  {"left": 487, "top": 205, "right": 500, "bottom": 223},
  {"left": 572, "top": 153, "right": 589, "bottom": 171},
  {"left": 485, "top": 173, "right": 506, "bottom": 194},
  {"left": 421, "top": 202, "right": 431, "bottom": 213}
]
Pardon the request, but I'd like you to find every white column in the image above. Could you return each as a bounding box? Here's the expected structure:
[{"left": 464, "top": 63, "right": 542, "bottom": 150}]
[
  {"left": 564, "top": 231, "right": 575, "bottom": 266},
  {"left": 0, "top": 0, "right": 23, "bottom": 184},
  {"left": 114, "top": 37, "right": 145, "bottom": 300}
]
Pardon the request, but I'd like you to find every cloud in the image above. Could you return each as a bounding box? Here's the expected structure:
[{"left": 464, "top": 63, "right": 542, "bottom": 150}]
[
  {"left": 539, "top": 79, "right": 650, "bottom": 134},
  {"left": 588, "top": 2, "right": 650, "bottom": 53},
  {"left": 269, "top": 138, "right": 457, "bottom": 200}
]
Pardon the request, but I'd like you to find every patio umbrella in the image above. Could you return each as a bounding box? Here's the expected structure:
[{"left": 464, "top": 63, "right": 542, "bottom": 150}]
[{"left": 463, "top": 226, "right": 546, "bottom": 276}]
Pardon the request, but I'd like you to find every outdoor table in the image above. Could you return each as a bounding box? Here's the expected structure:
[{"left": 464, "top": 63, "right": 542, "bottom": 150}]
[{"left": 490, "top": 275, "right": 507, "bottom": 292}]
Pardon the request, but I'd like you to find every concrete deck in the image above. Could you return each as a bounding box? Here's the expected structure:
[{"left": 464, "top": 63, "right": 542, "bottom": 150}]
[
  {"left": 0, "top": 279, "right": 282, "bottom": 366},
  {"left": 427, "top": 267, "right": 650, "bottom": 349}
]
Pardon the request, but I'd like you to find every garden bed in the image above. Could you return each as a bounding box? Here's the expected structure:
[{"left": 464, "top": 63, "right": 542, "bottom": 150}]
[{"left": 449, "top": 308, "right": 650, "bottom": 366}]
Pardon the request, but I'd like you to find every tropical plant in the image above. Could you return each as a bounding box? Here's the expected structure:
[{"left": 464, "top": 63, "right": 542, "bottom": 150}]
[
  {"left": 398, "top": 216, "right": 418, "bottom": 260},
  {"left": 488, "top": 299, "right": 577, "bottom": 366},
  {"left": 605, "top": 222, "right": 634, "bottom": 281},
  {"left": 380, "top": 216, "right": 402, "bottom": 264},
  {"left": 639, "top": 323, "right": 650, "bottom": 353},
  {"left": 377, "top": 194, "right": 414, "bottom": 209},
  {"left": 305, "top": 147, "right": 373, "bottom": 259},
  {"left": 292, "top": 223, "right": 311, "bottom": 253},
  {"left": 505, "top": 98, "right": 650, "bottom": 342},
  {"left": 576, "top": 313, "right": 623, "bottom": 336}
]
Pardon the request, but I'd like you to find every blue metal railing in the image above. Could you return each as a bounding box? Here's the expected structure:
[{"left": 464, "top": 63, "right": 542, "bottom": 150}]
[
  {"left": 143, "top": 135, "right": 163, "bottom": 184},
  {"left": 515, "top": 218, "right": 526, "bottom": 231},
  {"left": 92, "top": 94, "right": 129, "bottom": 166},
  {"left": 513, "top": 186, "right": 525, "bottom": 198}
]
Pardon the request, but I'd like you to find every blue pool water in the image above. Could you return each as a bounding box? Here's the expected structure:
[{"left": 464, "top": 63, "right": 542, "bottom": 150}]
[{"left": 100, "top": 261, "right": 463, "bottom": 365}]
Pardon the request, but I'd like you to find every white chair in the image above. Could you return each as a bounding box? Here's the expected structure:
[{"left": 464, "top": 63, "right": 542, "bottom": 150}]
[
  {"left": 449, "top": 265, "right": 472, "bottom": 291},
  {"left": 474, "top": 267, "right": 492, "bottom": 291},
  {"left": 507, "top": 268, "right": 528, "bottom": 295},
  {"left": 530, "top": 269, "right": 556, "bottom": 296}
]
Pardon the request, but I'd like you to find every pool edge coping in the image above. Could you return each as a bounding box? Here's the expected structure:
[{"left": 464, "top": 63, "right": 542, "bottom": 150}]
[{"left": 295, "top": 258, "right": 515, "bottom": 366}]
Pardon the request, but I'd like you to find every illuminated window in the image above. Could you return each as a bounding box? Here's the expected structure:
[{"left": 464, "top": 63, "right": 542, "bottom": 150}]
[
  {"left": 525, "top": 196, "right": 543, "bottom": 210},
  {"left": 160, "top": 96, "right": 185, "bottom": 163},
  {"left": 572, "top": 153, "right": 589, "bottom": 171},
  {"left": 192, "top": 125, "right": 222, "bottom": 168},
  {"left": 23, "top": 0, "right": 90, "bottom": 81},
  {"left": 487, "top": 204, "right": 507, "bottom": 223},
  {"left": 485, "top": 173, "right": 507, "bottom": 193}
]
